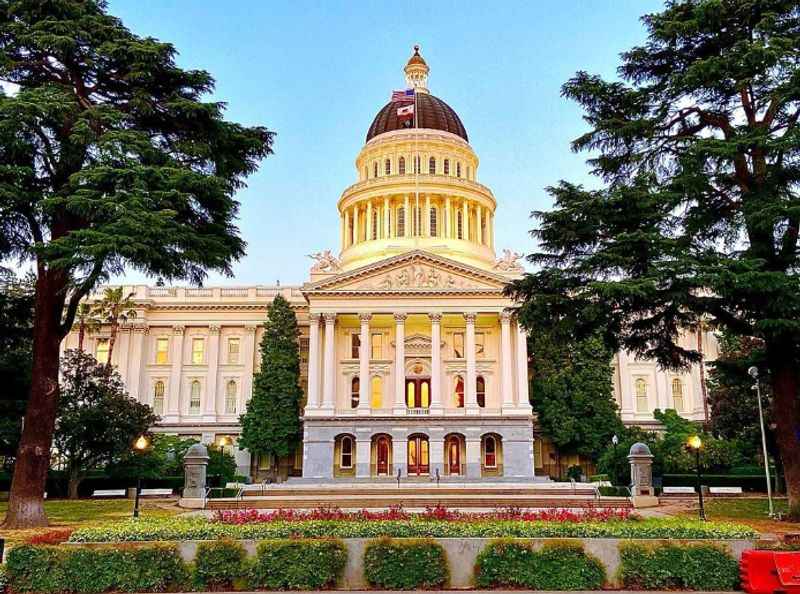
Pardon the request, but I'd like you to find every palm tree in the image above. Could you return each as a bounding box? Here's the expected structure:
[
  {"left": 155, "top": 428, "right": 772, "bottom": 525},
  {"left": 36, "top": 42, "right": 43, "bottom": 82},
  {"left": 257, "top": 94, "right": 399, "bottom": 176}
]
[
  {"left": 71, "top": 303, "right": 101, "bottom": 352},
  {"left": 91, "top": 287, "right": 137, "bottom": 371}
]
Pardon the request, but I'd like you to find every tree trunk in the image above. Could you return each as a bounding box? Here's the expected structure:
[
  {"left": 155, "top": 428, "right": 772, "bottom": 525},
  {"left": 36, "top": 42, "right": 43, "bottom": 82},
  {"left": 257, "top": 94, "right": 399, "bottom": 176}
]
[
  {"left": 67, "top": 472, "right": 82, "bottom": 500},
  {"left": 2, "top": 271, "right": 66, "bottom": 529},
  {"left": 78, "top": 320, "right": 85, "bottom": 352},
  {"left": 768, "top": 343, "right": 800, "bottom": 519},
  {"left": 106, "top": 319, "right": 118, "bottom": 372}
]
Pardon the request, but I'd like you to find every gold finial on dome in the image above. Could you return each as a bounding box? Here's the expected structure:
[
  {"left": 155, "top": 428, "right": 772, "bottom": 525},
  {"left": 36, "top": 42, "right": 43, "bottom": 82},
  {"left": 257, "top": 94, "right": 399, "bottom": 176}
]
[{"left": 404, "top": 45, "right": 429, "bottom": 94}]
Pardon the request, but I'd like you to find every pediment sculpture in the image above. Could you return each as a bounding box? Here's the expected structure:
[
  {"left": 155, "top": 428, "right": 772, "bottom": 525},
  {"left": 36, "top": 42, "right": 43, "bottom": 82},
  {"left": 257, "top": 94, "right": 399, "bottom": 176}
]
[
  {"left": 493, "top": 249, "right": 524, "bottom": 272},
  {"left": 308, "top": 250, "right": 342, "bottom": 273},
  {"left": 369, "top": 264, "right": 469, "bottom": 290}
]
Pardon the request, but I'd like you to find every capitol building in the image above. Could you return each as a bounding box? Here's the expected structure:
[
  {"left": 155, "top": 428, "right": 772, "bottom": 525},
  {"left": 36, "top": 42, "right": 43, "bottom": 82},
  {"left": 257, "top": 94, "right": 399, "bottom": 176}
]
[{"left": 63, "top": 49, "right": 717, "bottom": 480}]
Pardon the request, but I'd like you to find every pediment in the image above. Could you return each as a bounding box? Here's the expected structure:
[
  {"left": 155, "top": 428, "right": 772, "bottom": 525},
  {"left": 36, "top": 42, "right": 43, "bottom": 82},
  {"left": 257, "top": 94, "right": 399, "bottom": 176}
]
[{"left": 302, "top": 250, "right": 509, "bottom": 295}]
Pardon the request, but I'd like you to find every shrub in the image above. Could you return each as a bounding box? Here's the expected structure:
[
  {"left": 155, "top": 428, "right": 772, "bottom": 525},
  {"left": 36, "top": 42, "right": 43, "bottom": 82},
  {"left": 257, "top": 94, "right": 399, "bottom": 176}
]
[
  {"left": 618, "top": 542, "right": 739, "bottom": 590},
  {"left": 567, "top": 465, "right": 584, "bottom": 481},
  {"left": 6, "top": 544, "right": 189, "bottom": 594},
  {"left": 475, "top": 540, "right": 606, "bottom": 590},
  {"left": 194, "top": 540, "right": 247, "bottom": 590},
  {"left": 589, "top": 474, "right": 609, "bottom": 482},
  {"left": 249, "top": 539, "right": 346, "bottom": 590},
  {"left": 364, "top": 538, "right": 448, "bottom": 589},
  {"left": 0, "top": 564, "right": 8, "bottom": 594}
]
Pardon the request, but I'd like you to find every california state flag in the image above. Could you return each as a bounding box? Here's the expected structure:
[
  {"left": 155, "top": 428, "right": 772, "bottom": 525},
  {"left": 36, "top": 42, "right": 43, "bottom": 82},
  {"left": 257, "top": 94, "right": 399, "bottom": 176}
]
[{"left": 397, "top": 104, "right": 414, "bottom": 120}]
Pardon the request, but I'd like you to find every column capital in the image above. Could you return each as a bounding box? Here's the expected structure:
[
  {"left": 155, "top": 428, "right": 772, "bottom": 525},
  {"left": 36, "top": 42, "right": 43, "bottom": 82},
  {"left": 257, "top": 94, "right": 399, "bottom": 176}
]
[
  {"left": 463, "top": 313, "right": 477, "bottom": 324},
  {"left": 393, "top": 313, "right": 408, "bottom": 323},
  {"left": 172, "top": 325, "right": 185, "bottom": 335},
  {"left": 323, "top": 312, "right": 337, "bottom": 324},
  {"left": 308, "top": 312, "right": 323, "bottom": 323},
  {"left": 428, "top": 312, "right": 443, "bottom": 323},
  {"left": 500, "top": 310, "right": 513, "bottom": 322},
  {"left": 208, "top": 324, "right": 221, "bottom": 335},
  {"left": 244, "top": 323, "right": 258, "bottom": 333},
  {"left": 359, "top": 313, "right": 373, "bottom": 323}
]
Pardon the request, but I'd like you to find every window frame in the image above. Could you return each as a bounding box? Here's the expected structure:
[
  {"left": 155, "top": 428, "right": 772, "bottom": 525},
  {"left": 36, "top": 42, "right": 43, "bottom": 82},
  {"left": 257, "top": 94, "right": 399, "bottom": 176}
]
[
  {"left": 476, "top": 375, "right": 486, "bottom": 408},
  {"left": 635, "top": 377, "right": 648, "bottom": 412},
  {"left": 340, "top": 435, "right": 354, "bottom": 468},
  {"left": 191, "top": 337, "right": 205, "bottom": 365},
  {"left": 225, "top": 379, "right": 237, "bottom": 414},
  {"left": 484, "top": 436, "right": 497, "bottom": 468},
  {"left": 453, "top": 332, "right": 465, "bottom": 358},
  {"left": 454, "top": 375, "right": 465, "bottom": 408},
  {"left": 398, "top": 156, "right": 406, "bottom": 175},
  {"left": 428, "top": 156, "right": 436, "bottom": 174},
  {"left": 155, "top": 336, "right": 169, "bottom": 365},
  {"left": 189, "top": 380, "right": 202, "bottom": 414},
  {"left": 370, "top": 332, "right": 383, "bottom": 359},
  {"left": 153, "top": 380, "right": 165, "bottom": 415},
  {"left": 227, "top": 337, "right": 240, "bottom": 364},
  {"left": 351, "top": 376, "right": 360, "bottom": 408}
]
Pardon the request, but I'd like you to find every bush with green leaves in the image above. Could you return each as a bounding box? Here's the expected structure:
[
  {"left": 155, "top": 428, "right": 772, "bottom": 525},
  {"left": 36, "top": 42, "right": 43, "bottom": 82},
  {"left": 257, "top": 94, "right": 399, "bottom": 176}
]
[
  {"left": 0, "top": 563, "right": 9, "bottom": 594},
  {"left": 475, "top": 540, "right": 606, "bottom": 590},
  {"left": 618, "top": 542, "right": 739, "bottom": 591},
  {"left": 249, "top": 539, "right": 347, "bottom": 590},
  {"left": 193, "top": 540, "right": 247, "bottom": 590},
  {"left": 363, "top": 538, "right": 448, "bottom": 590},
  {"left": 5, "top": 544, "right": 189, "bottom": 594}
]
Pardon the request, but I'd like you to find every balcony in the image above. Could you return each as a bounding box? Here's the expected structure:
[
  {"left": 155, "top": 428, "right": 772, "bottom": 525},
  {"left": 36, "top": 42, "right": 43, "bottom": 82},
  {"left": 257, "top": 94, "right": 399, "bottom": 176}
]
[{"left": 406, "top": 407, "right": 430, "bottom": 416}]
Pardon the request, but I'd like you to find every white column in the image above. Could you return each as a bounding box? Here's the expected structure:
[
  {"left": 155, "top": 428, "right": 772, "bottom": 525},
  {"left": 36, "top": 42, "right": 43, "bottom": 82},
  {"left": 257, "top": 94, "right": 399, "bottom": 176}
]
[
  {"left": 352, "top": 206, "right": 360, "bottom": 244},
  {"left": 424, "top": 194, "right": 431, "bottom": 237},
  {"left": 343, "top": 210, "right": 350, "bottom": 247},
  {"left": 366, "top": 200, "right": 373, "bottom": 241},
  {"left": 127, "top": 324, "right": 146, "bottom": 402},
  {"left": 383, "top": 197, "right": 390, "bottom": 238},
  {"left": 462, "top": 200, "right": 469, "bottom": 241},
  {"left": 321, "top": 313, "right": 337, "bottom": 413},
  {"left": 203, "top": 324, "right": 221, "bottom": 419},
  {"left": 393, "top": 313, "right": 407, "bottom": 413},
  {"left": 242, "top": 324, "right": 257, "bottom": 410},
  {"left": 515, "top": 319, "right": 531, "bottom": 411},
  {"left": 500, "top": 311, "right": 515, "bottom": 412},
  {"left": 429, "top": 313, "right": 443, "bottom": 414},
  {"left": 358, "top": 313, "right": 371, "bottom": 416},
  {"left": 403, "top": 195, "right": 410, "bottom": 237},
  {"left": 306, "top": 314, "right": 321, "bottom": 411},
  {"left": 166, "top": 325, "right": 185, "bottom": 419},
  {"left": 476, "top": 204, "right": 483, "bottom": 245},
  {"left": 464, "top": 313, "right": 478, "bottom": 414},
  {"left": 445, "top": 196, "right": 451, "bottom": 238}
]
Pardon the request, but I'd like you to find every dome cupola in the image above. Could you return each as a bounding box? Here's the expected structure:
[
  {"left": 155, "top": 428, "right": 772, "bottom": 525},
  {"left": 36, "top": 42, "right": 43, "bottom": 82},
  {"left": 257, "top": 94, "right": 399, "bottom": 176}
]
[{"left": 404, "top": 45, "right": 429, "bottom": 92}]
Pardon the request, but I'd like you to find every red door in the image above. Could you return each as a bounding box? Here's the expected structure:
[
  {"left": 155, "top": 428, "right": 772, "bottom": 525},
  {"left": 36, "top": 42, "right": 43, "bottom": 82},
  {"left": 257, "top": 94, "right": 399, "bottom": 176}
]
[
  {"left": 405, "top": 378, "right": 431, "bottom": 408},
  {"left": 376, "top": 437, "right": 389, "bottom": 476},
  {"left": 448, "top": 437, "right": 461, "bottom": 475},
  {"left": 408, "top": 436, "right": 430, "bottom": 476}
]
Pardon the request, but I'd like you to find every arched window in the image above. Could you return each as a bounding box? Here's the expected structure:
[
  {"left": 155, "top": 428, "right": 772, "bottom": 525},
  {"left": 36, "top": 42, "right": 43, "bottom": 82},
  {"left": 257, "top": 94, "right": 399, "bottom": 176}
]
[
  {"left": 429, "top": 207, "right": 438, "bottom": 237},
  {"left": 153, "top": 381, "right": 165, "bottom": 415},
  {"left": 635, "top": 378, "right": 648, "bottom": 412},
  {"left": 371, "top": 376, "right": 382, "bottom": 409},
  {"left": 484, "top": 435, "right": 497, "bottom": 468},
  {"left": 397, "top": 207, "right": 405, "bottom": 237},
  {"left": 429, "top": 157, "right": 436, "bottom": 174},
  {"left": 454, "top": 376, "right": 465, "bottom": 408},
  {"left": 456, "top": 162, "right": 461, "bottom": 177},
  {"left": 340, "top": 435, "right": 353, "bottom": 469},
  {"left": 225, "top": 380, "right": 237, "bottom": 414},
  {"left": 189, "top": 380, "right": 201, "bottom": 413},
  {"left": 671, "top": 378, "right": 685, "bottom": 412},
  {"left": 384, "top": 158, "right": 391, "bottom": 175},
  {"left": 351, "top": 377, "right": 360, "bottom": 408},
  {"left": 371, "top": 209, "right": 379, "bottom": 240},
  {"left": 443, "top": 158, "right": 450, "bottom": 175},
  {"left": 399, "top": 156, "right": 406, "bottom": 175},
  {"left": 373, "top": 162, "right": 378, "bottom": 178},
  {"left": 457, "top": 210, "right": 464, "bottom": 240},
  {"left": 476, "top": 376, "right": 486, "bottom": 408}
]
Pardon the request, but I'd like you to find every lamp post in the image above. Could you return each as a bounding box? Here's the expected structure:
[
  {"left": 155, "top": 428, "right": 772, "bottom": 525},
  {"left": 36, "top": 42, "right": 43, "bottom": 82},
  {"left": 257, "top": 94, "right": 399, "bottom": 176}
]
[
  {"left": 611, "top": 434, "right": 619, "bottom": 485},
  {"left": 687, "top": 435, "right": 706, "bottom": 521},
  {"left": 748, "top": 366, "right": 774, "bottom": 517},
  {"left": 132, "top": 435, "right": 150, "bottom": 519}
]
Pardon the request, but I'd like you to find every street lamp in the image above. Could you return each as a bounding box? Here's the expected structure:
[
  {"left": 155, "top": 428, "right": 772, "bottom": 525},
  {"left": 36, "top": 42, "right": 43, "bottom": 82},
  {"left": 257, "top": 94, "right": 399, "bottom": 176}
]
[
  {"left": 611, "top": 434, "right": 619, "bottom": 485},
  {"left": 132, "top": 435, "right": 150, "bottom": 519},
  {"left": 748, "top": 366, "right": 774, "bottom": 517},
  {"left": 687, "top": 435, "right": 706, "bottom": 521}
]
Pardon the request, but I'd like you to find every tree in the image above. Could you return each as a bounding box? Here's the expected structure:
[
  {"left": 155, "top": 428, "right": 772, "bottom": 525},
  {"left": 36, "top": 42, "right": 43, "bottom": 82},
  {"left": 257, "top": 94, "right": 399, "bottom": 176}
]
[
  {"left": 54, "top": 350, "right": 157, "bottom": 499},
  {"left": 71, "top": 303, "right": 101, "bottom": 352},
  {"left": 0, "top": 1, "right": 273, "bottom": 527},
  {"left": 508, "top": 1, "right": 800, "bottom": 515},
  {"left": 239, "top": 295, "right": 302, "bottom": 465},
  {"left": 0, "top": 271, "right": 34, "bottom": 466},
  {"left": 529, "top": 326, "right": 624, "bottom": 477},
  {"left": 91, "top": 287, "right": 136, "bottom": 370}
]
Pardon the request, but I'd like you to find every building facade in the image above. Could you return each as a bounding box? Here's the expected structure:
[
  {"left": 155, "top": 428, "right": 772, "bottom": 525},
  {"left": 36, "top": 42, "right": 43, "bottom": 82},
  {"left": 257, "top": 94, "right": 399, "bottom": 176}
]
[{"left": 63, "top": 49, "right": 717, "bottom": 480}]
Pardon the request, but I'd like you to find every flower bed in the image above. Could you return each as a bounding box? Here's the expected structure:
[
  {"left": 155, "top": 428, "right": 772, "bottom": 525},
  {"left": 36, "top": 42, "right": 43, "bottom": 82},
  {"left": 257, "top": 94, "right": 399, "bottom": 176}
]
[{"left": 69, "top": 515, "right": 756, "bottom": 543}]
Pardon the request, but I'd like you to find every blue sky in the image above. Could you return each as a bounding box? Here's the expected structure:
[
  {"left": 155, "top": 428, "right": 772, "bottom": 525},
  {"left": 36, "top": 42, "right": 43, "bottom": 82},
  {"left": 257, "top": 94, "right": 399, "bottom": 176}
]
[{"left": 108, "top": 0, "right": 664, "bottom": 286}]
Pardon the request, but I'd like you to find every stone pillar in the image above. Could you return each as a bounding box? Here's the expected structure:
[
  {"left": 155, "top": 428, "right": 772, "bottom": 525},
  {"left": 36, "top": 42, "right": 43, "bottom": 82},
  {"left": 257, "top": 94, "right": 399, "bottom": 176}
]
[
  {"left": 515, "top": 319, "right": 531, "bottom": 411},
  {"left": 356, "top": 438, "right": 371, "bottom": 478},
  {"left": 127, "top": 324, "right": 147, "bottom": 402},
  {"left": 464, "top": 313, "right": 478, "bottom": 414},
  {"left": 465, "top": 437, "right": 481, "bottom": 478},
  {"left": 358, "top": 313, "right": 371, "bottom": 416},
  {"left": 180, "top": 443, "right": 209, "bottom": 508},
  {"left": 462, "top": 200, "right": 469, "bottom": 241},
  {"left": 429, "top": 437, "right": 444, "bottom": 479},
  {"left": 203, "top": 324, "right": 220, "bottom": 420},
  {"left": 393, "top": 436, "right": 408, "bottom": 477},
  {"left": 383, "top": 196, "right": 390, "bottom": 238},
  {"left": 476, "top": 204, "right": 483, "bottom": 245},
  {"left": 242, "top": 324, "right": 257, "bottom": 408},
  {"left": 352, "top": 206, "right": 360, "bottom": 244},
  {"left": 343, "top": 210, "right": 350, "bottom": 247},
  {"left": 166, "top": 325, "right": 185, "bottom": 420},
  {"left": 321, "top": 313, "right": 337, "bottom": 414},
  {"left": 500, "top": 311, "right": 515, "bottom": 412},
  {"left": 393, "top": 313, "right": 407, "bottom": 414},
  {"left": 429, "top": 313, "right": 443, "bottom": 414},
  {"left": 403, "top": 195, "right": 410, "bottom": 237},
  {"left": 306, "top": 314, "right": 321, "bottom": 411},
  {"left": 366, "top": 200, "right": 373, "bottom": 241},
  {"left": 628, "top": 442, "right": 659, "bottom": 508},
  {"left": 424, "top": 194, "right": 431, "bottom": 237},
  {"left": 445, "top": 196, "right": 451, "bottom": 238}
]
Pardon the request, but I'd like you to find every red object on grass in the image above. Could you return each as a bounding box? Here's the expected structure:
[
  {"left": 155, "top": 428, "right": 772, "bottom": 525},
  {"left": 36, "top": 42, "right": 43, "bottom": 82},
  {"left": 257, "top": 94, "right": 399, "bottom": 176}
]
[{"left": 741, "top": 550, "right": 800, "bottom": 594}]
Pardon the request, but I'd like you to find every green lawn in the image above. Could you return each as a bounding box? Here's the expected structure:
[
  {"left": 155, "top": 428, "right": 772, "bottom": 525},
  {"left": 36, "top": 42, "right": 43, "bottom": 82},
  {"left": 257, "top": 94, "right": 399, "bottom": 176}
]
[{"left": 702, "top": 497, "right": 789, "bottom": 520}]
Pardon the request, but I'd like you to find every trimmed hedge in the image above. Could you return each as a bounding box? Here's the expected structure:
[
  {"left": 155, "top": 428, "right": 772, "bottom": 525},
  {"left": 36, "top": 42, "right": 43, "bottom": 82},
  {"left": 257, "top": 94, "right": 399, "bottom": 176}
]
[
  {"left": 249, "top": 539, "right": 347, "bottom": 590},
  {"left": 618, "top": 542, "right": 739, "bottom": 591},
  {"left": 193, "top": 540, "right": 247, "bottom": 590},
  {"left": 69, "top": 516, "right": 756, "bottom": 542},
  {"left": 5, "top": 544, "right": 189, "bottom": 594},
  {"left": 475, "top": 540, "right": 606, "bottom": 590},
  {"left": 363, "top": 538, "right": 448, "bottom": 590},
  {"left": 662, "top": 473, "right": 778, "bottom": 492}
]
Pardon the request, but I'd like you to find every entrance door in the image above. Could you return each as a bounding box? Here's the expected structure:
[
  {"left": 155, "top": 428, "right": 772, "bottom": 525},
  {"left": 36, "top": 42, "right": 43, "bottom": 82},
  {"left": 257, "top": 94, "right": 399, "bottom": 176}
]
[
  {"left": 376, "top": 437, "right": 390, "bottom": 476},
  {"left": 407, "top": 435, "right": 430, "bottom": 476},
  {"left": 405, "top": 378, "right": 431, "bottom": 408},
  {"left": 447, "top": 436, "right": 461, "bottom": 475}
]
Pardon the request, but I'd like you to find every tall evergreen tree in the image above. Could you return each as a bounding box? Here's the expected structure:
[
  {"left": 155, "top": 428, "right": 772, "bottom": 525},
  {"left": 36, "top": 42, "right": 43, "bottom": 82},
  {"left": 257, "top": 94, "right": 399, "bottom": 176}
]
[
  {"left": 509, "top": 1, "right": 800, "bottom": 513},
  {"left": 239, "top": 295, "right": 303, "bottom": 466},
  {"left": 0, "top": 1, "right": 273, "bottom": 527}
]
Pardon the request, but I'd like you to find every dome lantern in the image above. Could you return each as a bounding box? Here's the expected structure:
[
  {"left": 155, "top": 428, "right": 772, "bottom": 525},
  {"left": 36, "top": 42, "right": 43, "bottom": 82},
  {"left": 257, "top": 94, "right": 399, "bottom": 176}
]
[{"left": 404, "top": 45, "right": 429, "bottom": 94}]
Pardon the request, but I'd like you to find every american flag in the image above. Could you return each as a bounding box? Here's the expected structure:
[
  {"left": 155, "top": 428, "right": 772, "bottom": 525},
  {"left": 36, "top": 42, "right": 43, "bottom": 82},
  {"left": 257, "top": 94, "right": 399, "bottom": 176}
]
[{"left": 391, "top": 89, "right": 415, "bottom": 103}]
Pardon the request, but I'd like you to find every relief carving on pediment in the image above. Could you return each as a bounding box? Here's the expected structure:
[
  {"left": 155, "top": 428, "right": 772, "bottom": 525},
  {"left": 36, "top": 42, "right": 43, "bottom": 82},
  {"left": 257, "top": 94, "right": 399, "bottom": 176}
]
[{"left": 362, "top": 264, "right": 472, "bottom": 290}]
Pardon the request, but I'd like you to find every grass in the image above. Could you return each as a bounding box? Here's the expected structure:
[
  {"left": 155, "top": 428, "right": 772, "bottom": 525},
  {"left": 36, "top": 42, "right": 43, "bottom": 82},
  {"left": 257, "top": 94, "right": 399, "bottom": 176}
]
[
  {"left": 703, "top": 497, "right": 789, "bottom": 520},
  {"left": 0, "top": 498, "right": 180, "bottom": 549}
]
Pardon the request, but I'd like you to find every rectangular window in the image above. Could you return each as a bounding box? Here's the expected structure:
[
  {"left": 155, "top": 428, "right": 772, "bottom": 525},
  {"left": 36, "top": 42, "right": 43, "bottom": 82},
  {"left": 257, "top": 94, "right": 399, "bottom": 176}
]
[
  {"left": 635, "top": 378, "right": 648, "bottom": 412},
  {"left": 453, "top": 332, "right": 464, "bottom": 358},
  {"left": 189, "top": 380, "right": 201, "bottom": 413},
  {"left": 475, "top": 332, "right": 486, "bottom": 358},
  {"left": 192, "top": 338, "right": 204, "bottom": 364},
  {"left": 227, "top": 337, "right": 240, "bottom": 364},
  {"left": 371, "top": 333, "right": 383, "bottom": 359},
  {"left": 351, "top": 334, "right": 360, "bottom": 359},
  {"left": 155, "top": 337, "right": 169, "bottom": 365},
  {"left": 95, "top": 338, "right": 110, "bottom": 364}
]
